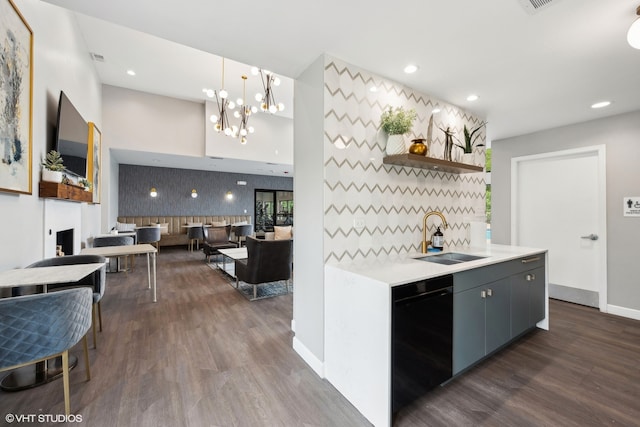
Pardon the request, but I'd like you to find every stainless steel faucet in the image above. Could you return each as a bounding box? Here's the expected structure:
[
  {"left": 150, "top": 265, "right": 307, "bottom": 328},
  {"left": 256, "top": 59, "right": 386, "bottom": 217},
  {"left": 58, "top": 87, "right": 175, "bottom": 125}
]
[{"left": 422, "top": 211, "right": 448, "bottom": 253}]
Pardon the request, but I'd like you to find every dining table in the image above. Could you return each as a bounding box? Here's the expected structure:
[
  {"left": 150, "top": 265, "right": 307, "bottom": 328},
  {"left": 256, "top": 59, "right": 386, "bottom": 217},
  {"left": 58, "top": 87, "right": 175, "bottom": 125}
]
[
  {"left": 0, "top": 263, "right": 106, "bottom": 292},
  {"left": 81, "top": 244, "right": 158, "bottom": 302},
  {"left": 0, "top": 262, "right": 106, "bottom": 391}
]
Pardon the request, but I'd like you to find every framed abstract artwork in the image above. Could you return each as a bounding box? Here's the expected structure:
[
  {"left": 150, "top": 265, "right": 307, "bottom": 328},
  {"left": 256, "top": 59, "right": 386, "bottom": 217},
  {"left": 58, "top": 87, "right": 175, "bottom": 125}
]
[
  {"left": 88, "top": 122, "right": 101, "bottom": 204},
  {"left": 0, "top": 0, "right": 33, "bottom": 194}
]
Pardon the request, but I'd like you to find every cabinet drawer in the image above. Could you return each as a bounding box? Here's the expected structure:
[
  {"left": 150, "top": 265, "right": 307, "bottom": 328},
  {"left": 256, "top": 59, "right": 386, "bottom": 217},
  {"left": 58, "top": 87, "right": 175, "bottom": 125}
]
[{"left": 454, "top": 253, "right": 545, "bottom": 293}]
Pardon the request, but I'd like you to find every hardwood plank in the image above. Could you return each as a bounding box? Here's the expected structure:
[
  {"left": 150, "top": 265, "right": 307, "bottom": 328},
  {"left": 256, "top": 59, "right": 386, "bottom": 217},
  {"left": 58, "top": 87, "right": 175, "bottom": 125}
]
[{"left": 1, "top": 249, "right": 639, "bottom": 427}]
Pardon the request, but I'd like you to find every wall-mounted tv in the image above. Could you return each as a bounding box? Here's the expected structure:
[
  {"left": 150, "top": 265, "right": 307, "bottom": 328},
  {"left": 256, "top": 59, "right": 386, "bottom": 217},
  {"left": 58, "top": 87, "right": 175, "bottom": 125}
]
[{"left": 55, "top": 91, "right": 89, "bottom": 177}]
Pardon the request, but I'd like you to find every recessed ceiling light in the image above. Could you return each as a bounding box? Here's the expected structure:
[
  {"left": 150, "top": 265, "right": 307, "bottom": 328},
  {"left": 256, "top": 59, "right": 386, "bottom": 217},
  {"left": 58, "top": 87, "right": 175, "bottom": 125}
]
[
  {"left": 369, "top": 86, "right": 378, "bottom": 93},
  {"left": 432, "top": 108, "right": 441, "bottom": 114},
  {"left": 403, "top": 64, "right": 418, "bottom": 74},
  {"left": 591, "top": 101, "right": 611, "bottom": 109},
  {"left": 466, "top": 94, "right": 479, "bottom": 102},
  {"left": 126, "top": 69, "right": 136, "bottom": 76}
]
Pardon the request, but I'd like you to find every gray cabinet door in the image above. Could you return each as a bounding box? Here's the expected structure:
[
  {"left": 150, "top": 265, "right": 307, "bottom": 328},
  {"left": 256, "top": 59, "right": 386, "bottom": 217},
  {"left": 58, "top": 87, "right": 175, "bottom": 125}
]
[
  {"left": 453, "top": 286, "right": 485, "bottom": 374},
  {"left": 511, "top": 265, "right": 546, "bottom": 336},
  {"left": 485, "top": 278, "right": 511, "bottom": 355},
  {"left": 529, "top": 266, "right": 546, "bottom": 324},
  {"left": 511, "top": 271, "right": 531, "bottom": 337}
]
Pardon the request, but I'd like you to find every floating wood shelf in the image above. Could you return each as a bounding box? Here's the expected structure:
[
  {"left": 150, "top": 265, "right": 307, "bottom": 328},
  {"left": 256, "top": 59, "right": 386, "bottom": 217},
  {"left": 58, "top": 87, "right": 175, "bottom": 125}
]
[
  {"left": 39, "top": 181, "right": 92, "bottom": 203},
  {"left": 383, "top": 154, "right": 484, "bottom": 174}
]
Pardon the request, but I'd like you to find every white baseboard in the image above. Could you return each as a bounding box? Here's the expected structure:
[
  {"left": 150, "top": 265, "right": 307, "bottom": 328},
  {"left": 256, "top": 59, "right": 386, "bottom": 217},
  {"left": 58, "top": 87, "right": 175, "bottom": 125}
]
[
  {"left": 292, "top": 336, "right": 324, "bottom": 378},
  {"left": 291, "top": 318, "right": 296, "bottom": 333},
  {"left": 607, "top": 304, "right": 640, "bottom": 321}
]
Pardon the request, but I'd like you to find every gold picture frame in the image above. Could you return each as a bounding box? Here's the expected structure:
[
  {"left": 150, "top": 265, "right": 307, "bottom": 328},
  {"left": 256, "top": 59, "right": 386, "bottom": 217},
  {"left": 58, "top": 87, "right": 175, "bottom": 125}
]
[
  {"left": 88, "top": 122, "right": 101, "bottom": 204},
  {"left": 0, "top": 0, "right": 33, "bottom": 194}
]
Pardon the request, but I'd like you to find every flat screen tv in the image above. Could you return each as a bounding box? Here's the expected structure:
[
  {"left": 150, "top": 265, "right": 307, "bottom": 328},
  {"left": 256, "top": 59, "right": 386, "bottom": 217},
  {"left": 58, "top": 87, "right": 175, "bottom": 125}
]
[{"left": 55, "top": 91, "right": 89, "bottom": 177}]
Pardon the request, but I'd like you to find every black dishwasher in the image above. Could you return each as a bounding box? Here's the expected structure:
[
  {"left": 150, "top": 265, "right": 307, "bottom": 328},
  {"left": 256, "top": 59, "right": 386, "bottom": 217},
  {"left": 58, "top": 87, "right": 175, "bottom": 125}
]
[{"left": 392, "top": 275, "right": 453, "bottom": 413}]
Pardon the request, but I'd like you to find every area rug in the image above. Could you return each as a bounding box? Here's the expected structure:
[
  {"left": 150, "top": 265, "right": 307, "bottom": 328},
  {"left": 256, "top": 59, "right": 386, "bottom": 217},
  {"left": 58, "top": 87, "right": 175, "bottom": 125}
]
[{"left": 206, "top": 262, "right": 292, "bottom": 301}]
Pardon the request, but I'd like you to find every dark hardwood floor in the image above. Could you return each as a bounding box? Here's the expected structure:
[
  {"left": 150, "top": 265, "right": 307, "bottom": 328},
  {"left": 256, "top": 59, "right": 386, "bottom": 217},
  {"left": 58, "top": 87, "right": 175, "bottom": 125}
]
[{"left": 1, "top": 248, "right": 639, "bottom": 426}]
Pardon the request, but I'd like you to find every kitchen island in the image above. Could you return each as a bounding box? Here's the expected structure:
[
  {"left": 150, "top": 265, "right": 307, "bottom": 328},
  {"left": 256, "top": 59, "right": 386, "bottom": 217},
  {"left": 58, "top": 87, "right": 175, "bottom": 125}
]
[{"left": 324, "top": 244, "right": 548, "bottom": 427}]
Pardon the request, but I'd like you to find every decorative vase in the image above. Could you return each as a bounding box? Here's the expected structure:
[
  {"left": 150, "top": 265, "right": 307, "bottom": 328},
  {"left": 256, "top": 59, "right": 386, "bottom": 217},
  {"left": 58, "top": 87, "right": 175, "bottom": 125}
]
[
  {"left": 461, "top": 153, "right": 475, "bottom": 165},
  {"left": 42, "top": 169, "right": 63, "bottom": 183},
  {"left": 409, "top": 138, "right": 428, "bottom": 156},
  {"left": 385, "top": 134, "right": 406, "bottom": 155}
]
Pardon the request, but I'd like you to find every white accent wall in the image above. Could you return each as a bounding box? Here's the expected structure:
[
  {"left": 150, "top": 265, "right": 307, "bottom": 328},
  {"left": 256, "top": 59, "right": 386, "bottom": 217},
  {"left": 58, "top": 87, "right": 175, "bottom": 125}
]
[
  {"left": 0, "top": 0, "right": 101, "bottom": 271},
  {"left": 292, "top": 54, "right": 487, "bottom": 372}
]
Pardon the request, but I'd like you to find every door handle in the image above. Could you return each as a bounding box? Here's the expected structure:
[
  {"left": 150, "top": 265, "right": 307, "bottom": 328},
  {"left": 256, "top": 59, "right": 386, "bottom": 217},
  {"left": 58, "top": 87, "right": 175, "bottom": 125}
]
[{"left": 581, "top": 234, "right": 598, "bottom": 241}]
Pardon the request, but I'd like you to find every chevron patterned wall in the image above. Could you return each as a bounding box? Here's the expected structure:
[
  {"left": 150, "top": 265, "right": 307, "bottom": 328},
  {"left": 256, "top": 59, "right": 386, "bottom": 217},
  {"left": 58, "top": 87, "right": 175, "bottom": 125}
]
[{"left": 323, "top": 57, "right": 486, "bottom": 263}]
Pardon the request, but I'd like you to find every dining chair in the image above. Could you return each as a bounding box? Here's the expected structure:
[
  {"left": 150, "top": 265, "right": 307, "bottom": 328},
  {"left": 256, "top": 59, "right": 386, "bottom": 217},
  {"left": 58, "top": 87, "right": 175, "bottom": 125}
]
[
  {"left": 0, "top": 288, "right": 93, "bottom": 415},
  {"left": 187, "top": 226, "right": 204, "bottom": 252},
  {"left": 25, "top": 255, "right": 107, "bottom": 349},
  {"left": 136, "top": 226, "right": 161, "bottom": 252},
  {"left": 232, "top": 224, "right": 253, "bottom": 247},
  {"left": 93, "top": 235, "right": 134, "bottom": 272}
]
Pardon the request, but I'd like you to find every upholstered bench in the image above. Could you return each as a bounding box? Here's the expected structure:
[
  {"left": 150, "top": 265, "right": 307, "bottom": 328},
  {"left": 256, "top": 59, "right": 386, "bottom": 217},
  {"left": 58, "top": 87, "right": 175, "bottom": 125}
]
[{"left": 116, "top": 215, "right": 252, "bottom": 248}]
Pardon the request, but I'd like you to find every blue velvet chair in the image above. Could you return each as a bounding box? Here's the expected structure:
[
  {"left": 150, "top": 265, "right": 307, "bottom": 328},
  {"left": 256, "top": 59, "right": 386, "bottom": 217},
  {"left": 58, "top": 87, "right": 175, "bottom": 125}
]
[
  {"left": 26, "top": 255, "right": 106, "bottom": 349},
  {"left": 0, "top": 288, "right": 93, "bottom": 415}
]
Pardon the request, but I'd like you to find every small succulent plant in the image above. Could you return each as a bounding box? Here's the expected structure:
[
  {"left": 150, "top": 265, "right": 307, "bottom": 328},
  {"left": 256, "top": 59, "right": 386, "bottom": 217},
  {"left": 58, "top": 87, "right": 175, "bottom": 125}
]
[{"left": 42, "top": 150, "right": 65, "bottom": 171}]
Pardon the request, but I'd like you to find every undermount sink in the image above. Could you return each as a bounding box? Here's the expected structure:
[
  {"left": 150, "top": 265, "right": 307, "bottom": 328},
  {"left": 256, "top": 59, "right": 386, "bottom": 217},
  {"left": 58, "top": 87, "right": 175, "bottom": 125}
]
[{"left": 416, "top": 252, "right": 487, "bottom": 265}]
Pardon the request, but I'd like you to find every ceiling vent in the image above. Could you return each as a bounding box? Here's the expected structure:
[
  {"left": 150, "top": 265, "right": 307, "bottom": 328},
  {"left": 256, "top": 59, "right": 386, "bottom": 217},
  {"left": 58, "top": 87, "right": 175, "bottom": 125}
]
[
  {"left": 90, "top": 52, "right": 105, "bottom": 62},
  {"left": 517, "top": 0, "right": 560, "bottom": 14}
]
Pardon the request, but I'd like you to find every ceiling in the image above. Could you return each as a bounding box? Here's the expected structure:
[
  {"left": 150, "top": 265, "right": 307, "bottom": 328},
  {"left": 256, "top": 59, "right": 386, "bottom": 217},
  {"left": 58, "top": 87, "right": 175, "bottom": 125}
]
[{"left": 43, "top": 0, "right": 640, "bottom": 174}]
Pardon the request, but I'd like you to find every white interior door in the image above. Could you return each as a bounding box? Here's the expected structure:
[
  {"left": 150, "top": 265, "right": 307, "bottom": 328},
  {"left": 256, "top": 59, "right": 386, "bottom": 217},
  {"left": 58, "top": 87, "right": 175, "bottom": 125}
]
[{"left": 511, "top": 146, "right": 607, "bottom": 310}]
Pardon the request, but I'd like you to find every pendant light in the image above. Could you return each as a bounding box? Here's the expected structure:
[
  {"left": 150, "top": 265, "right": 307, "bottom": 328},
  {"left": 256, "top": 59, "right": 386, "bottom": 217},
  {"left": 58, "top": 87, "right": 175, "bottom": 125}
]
[
  {"left": 207, "top": 58, "right": 236, "bottom": 135},
  {"left": 233, "top": 75, "right": 257, "bottom": 144},
  {"left": 251, "top": 67, "right": 285, "bottom": 113}
]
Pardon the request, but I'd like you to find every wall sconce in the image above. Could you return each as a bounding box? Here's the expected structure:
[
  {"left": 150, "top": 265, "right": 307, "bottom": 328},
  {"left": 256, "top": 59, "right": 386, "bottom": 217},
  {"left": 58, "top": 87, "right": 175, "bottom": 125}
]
[
  {"left": 225, "top": 191, "right": 233, "bottom": 200},
  {"left": 191, "top": 189, "right": 198, "bottom": 198},
  {"left": 150, "top": 187, "right": 157, "bottom": 197},
  {"left": 628, "top": 5, "right": 640, "bottom": 49}
]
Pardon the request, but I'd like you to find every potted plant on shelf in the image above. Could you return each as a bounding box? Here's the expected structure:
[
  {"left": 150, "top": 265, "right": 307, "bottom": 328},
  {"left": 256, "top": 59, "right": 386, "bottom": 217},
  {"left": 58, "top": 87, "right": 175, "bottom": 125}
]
[
  {"left": 380, "top": 107, "right": 417, "bottom": 155},
  {"left": 454, "top": 122, "right": 487, "bottom": 164},
  {"left": 41, "top": 150, "right": 65, "bottom": 183},
  {"left": 79, "top": 178, "right": 92, "bottom": 191}
]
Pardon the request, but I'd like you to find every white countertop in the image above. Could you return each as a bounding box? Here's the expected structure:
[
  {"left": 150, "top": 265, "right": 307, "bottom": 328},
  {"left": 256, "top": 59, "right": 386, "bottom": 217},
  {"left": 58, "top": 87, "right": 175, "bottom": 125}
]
[{"left": 327, "top": 244, "right": 547, "bottom": 287}]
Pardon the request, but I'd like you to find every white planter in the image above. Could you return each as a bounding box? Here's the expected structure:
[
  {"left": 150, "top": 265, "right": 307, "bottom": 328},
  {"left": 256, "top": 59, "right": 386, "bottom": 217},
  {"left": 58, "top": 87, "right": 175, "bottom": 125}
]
[
  {"left": 461, "top": 153, "right": 475, "bottom": 165},
  {"left": 42, "top": 169, "right": 63, "bottom": 183},
  {"left": 385, "top": 134, "right": 406, "bottom": 156}
]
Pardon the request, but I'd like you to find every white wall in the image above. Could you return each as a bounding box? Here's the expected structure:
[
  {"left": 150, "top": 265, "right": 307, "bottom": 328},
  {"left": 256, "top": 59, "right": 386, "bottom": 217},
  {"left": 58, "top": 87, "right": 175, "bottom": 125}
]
[
  {"left": 0, "top": 0, "right": 101, "bottom": 270},
  {"left": 101, "top": 85, "right": 206, "bottom": 228},
  {"left": 292, "top": 55, "right": 326, "bottom": 375},
  {"left": 205, "top": 101, "right": 293, "bottom": 165},
  {"left": 492, "top": 109, "right": 640, "bottom": 313},
  {"left": 102, "top": 85, "right": 204, "bottom": 157}
]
